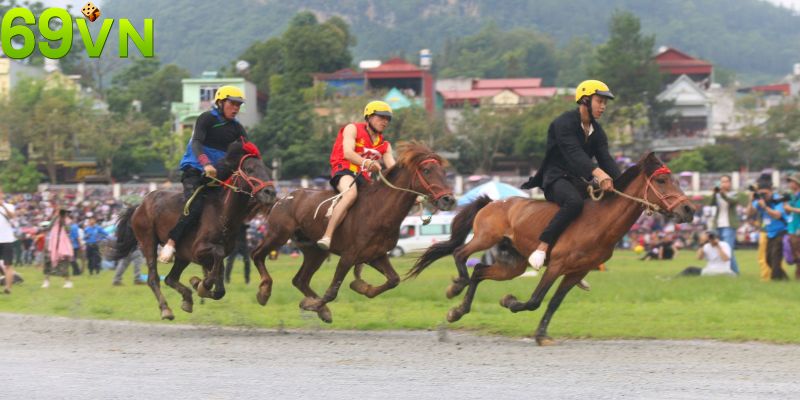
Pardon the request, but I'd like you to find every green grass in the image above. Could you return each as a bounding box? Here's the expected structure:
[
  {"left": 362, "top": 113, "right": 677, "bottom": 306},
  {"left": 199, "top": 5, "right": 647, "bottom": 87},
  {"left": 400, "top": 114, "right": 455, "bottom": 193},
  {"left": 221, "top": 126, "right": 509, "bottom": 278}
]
[{"left": 2, "top": 249, "right": 800, "bottom": 343}]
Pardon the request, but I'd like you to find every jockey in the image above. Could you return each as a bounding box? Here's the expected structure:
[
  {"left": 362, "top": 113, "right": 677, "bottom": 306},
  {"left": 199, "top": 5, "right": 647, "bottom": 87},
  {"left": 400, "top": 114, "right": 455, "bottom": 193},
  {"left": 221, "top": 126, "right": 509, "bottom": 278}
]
[
  {"left": 158, "top": 85, "right": 252, "bottom": 263},
  {"left": 521, "top": 79, "right": 621, "bottom": 275},
  {"left": 316, "top": 100, "right": 397, "bottom": 250}
]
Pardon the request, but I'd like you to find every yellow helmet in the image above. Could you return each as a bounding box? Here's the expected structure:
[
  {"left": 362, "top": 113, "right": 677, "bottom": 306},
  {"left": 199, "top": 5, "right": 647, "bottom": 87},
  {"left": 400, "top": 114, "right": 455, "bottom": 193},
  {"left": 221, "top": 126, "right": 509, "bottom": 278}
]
[
  {"left": 575, "top": 80, "right": 614, "bottom": 103},
  {"left": 364, "top": 100, "right": 393, "bottom": 120},
  {"left": 214, "top": 86, "right": 246, "bottom": 104}
]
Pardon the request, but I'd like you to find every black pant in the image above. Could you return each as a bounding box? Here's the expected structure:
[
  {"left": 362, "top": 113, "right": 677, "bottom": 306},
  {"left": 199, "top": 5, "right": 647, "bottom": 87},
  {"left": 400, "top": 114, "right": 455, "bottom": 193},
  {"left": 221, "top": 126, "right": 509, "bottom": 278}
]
[
  {"left": 86, "top": 243, "right": 101, "bottom": 274},
  {"left": 766, "top": 232, "right": 789, "bottom": 281},
  {"left": 71, "top": 248, "right": 82, "bottom": 275},
  {"left": 539, "top": 178, "right": 585, "bottom": 245},
  {"left": 168, "top": 169, "right": 209, "bottom": 243},
  {"left": 225, "top": 240, "right": 250, "bottom": 284}
]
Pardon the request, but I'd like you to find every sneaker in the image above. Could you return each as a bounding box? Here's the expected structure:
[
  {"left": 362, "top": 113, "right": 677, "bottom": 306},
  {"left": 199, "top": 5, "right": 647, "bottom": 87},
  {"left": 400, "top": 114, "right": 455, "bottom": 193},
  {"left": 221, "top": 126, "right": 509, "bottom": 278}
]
[
  {"left": 316, "top": 236, "right": 331, "bottom": 251},
  {"left": 133, "top": 279, "right": 146, "bottom": 285},
  {"left": 63, "top": 281, "right": 73, "bottom": 289},
  {"left": 158, "top": 244, "right": 175, "bottom": 263},
  {"left": 577, "top": 279, "right": 591, "bottom": 291},
  {"left": 527, "top": 249, "right": 546, "bottom": 271},
  {"left": 41, "top": 280, "right": 50, "bottom": 289},
  {"left": 112, "top": 281, "right": 123, "bottom": 286}
]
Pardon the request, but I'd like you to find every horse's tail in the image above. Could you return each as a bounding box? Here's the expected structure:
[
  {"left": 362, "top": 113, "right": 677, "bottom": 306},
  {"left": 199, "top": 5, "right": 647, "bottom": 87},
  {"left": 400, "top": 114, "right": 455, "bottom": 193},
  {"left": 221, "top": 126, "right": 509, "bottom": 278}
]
[
  {"left": 108, "top": 206, "right": 139, "bottom": 261},
  {"left": 406, "top": 195, "right": 493, "bottom": 279}
]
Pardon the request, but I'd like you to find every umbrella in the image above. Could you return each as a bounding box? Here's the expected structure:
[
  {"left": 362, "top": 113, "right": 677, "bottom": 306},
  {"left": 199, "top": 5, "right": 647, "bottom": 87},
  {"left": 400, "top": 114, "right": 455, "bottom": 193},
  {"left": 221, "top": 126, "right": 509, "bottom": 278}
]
[{"left": 457, "top": 181, "right": 529, "bottom": 206}]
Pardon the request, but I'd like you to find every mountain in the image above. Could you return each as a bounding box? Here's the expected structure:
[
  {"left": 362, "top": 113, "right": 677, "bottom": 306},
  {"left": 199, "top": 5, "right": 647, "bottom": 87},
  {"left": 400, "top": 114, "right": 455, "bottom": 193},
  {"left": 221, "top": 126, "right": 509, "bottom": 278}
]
[{"left": 101, "top": 0, "right": 800, "bottom": 82}]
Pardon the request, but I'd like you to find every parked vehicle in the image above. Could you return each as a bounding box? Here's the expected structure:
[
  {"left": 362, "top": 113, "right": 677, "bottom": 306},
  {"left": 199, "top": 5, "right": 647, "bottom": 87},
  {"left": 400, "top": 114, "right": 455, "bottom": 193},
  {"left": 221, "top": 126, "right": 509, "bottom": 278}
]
[{"left": 390, "top": 214, "right": 461, "bottom": 257}]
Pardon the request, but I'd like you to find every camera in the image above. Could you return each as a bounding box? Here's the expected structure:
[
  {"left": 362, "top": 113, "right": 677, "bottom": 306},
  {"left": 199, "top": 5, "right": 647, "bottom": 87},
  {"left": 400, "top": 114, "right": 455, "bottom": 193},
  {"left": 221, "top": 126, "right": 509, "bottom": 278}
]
[{"left": 707, "top": 232, "right": 716, "bottom": 240}]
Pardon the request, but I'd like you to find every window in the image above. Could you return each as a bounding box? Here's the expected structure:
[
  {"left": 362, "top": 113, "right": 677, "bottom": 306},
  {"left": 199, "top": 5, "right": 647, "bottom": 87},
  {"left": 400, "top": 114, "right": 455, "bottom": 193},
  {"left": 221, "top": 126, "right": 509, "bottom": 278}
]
[
  {"left": 420, "top": 224, "right": 447, "bottom": 236},
  {"left": 399, "top": 225, "right": 416, "bottom": 239},
  {"left": 199, "top": 86, "right": 218, "bottom": 102}
]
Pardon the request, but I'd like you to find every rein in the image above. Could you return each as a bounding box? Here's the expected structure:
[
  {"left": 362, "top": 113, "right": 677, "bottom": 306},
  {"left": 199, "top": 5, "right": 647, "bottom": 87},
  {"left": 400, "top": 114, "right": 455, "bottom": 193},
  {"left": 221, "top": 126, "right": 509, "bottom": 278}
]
[
  {"left": 586, "top": 165, "right": 688, "bottom": 215},
  {"left": 183, "top": 153, "right": 274, "bottom": 216}
]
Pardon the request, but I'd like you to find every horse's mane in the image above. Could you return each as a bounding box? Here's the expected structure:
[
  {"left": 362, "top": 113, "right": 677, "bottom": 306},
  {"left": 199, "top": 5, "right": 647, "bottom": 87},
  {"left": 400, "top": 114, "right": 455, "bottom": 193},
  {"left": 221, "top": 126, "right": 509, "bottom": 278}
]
[
  {"left": 216, "top": 141, "right": 247, "bottom": 181},
  {"left": 612, "top": 152, "right": 665, "bottom": 192},
  {"left": 365, "top": 141, "right": 447, "bottom": 193}
]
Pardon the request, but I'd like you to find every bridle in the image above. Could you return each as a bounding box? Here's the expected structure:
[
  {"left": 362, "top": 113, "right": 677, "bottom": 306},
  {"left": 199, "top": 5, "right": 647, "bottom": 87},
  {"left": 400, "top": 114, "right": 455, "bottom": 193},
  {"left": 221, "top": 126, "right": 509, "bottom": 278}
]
[
  {"left": 209, "top": 154, "right": 274, "bottom": 197},
  {"left": 587, "top": 165, "right": 689, "bottom": 215},
  {"left": 377, "top": 157, "right": 452, "bottom": 204}
]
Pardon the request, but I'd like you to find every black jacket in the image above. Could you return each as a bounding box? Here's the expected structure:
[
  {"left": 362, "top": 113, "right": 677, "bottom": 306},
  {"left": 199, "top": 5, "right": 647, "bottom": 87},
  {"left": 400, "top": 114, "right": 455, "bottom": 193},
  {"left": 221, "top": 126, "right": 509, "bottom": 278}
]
[{"left": 522, "top": 109, "right": 621, "bottom": 190}]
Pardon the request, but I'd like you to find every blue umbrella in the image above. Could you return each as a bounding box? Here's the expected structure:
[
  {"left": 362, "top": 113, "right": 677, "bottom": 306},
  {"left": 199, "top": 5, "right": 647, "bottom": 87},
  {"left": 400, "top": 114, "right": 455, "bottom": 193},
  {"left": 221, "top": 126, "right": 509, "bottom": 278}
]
[{"left": 457, "top": 181, "right": 529, "bottom": 206}]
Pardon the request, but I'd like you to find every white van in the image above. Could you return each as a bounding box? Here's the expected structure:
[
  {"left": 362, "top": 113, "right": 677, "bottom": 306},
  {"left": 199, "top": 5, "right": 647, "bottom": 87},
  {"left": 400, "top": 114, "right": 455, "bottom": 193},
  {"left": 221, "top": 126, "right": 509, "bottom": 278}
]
[{"left": 390, "top": 214, "right": 457, "bottom": 257}]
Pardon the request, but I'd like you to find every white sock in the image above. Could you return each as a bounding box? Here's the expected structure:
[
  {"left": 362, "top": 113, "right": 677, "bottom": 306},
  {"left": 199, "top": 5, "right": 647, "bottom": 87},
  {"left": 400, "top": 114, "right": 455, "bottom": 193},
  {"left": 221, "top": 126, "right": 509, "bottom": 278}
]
[{"left": 528, "top": 249, "right": 546, "bottom": 271}]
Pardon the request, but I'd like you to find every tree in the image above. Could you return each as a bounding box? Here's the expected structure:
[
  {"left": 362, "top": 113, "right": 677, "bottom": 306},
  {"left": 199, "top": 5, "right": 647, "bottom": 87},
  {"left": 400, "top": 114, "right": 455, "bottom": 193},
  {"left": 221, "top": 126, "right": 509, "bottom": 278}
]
[
  {"left": 0, "top": 149, "right": 43, "bottom": 193},
  {"left": 106, "top": 58, "right": 190, "bottom": 126},
  {"left": 0, "top": 76, "right": 90, "bottom": 183},
  {"left": 513, "top": 97, "right": 574, "bottom": 165},
  {"left": 668, "top": 150, "right": 707, "bottom": 172},
  {"left": 589, "top": 11, "right": 662, "bottom": 107},
  {"left": 555, "top": 37, "right": 596, "bottom": 88},
  {"left": 79, "top": 113, "right": 153, "bottom": 179}
]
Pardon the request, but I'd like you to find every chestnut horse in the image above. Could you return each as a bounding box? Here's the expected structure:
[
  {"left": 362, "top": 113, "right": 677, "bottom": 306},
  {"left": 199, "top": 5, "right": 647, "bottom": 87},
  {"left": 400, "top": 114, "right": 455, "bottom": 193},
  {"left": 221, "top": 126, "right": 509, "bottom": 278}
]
[
  {"left": 250, "top": 142, "right": 456, "bottom": 322},
  {"left": 110, "top": 141, "right": 276, "bottom": 319},
  {"left": 408, "top": 152, "right": 695, "bottom": 345}
]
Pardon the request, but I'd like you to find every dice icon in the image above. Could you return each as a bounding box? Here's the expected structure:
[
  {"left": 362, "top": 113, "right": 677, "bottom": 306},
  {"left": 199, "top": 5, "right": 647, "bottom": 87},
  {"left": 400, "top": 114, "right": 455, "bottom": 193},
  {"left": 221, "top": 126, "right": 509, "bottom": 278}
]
[{"left": 81, "top": 2, "right": 101, "bottom": 22}]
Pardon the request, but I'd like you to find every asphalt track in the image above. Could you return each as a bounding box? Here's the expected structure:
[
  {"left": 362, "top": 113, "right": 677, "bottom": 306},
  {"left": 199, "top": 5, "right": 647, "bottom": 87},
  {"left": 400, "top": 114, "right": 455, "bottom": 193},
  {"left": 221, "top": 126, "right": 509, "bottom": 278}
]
[{"left": 3, "top": 313, "right": 799, "bottom": 399}]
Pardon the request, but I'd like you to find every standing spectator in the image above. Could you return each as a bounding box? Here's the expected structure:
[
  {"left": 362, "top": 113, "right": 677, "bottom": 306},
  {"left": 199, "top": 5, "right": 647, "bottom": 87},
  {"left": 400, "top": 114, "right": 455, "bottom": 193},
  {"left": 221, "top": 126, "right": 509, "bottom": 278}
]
[
  {"left": 783, "top": 173, "right": 800, "bottom": 280},
  {"left": 746, "top": 180, "right": 790, "bottom": 281},
  {"left": 83, "top": 216, "right": 108, "bottom": 275},
  {"left": 0, "top": 191, "right": 17, "bottom": 294},
  {"left": 225, "top": 224, "right": 251, "bottom": 284},
  {"left": 42, "top": 210, "right": 74, "bottom": 289},
  {"left": 112, "top": 249, "right": 145, "bottom": 286},
  {"left": 709, "top": 175, "right": 740, "bottom": 275},
  {"left": 68, "top": 217, "right": 83, "bottom": 276}
]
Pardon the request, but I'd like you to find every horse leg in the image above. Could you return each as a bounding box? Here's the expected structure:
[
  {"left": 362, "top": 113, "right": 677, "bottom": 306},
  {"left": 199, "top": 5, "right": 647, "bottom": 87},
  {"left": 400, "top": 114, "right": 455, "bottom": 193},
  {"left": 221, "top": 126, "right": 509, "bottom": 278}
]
[
  {"left": 349, "top": 254, "right": 399, "bottom": 298},
  {"left": 300, "top": 257, "right": 353, "bottom": 323},
  {"left": 534, "top": 270, "right": 587, "bottom": 346},
  {"left": 251, "top": 227, "right": 292, "bottom": 306},
  {"left": 142, "top": 238, "right": 174, "bottom": 320},
  {"left": 448, "top": 257, "right": 528, "bottom": 323},
  {"left": 208, "top": 244, "right": 227, "bottom": 300},
  {"left": 500, "top": 263, "right": 562, "bottom": 313},
  {"left": 293, "top": 246, "right": 332, "bottom": 323},
  {"left": 163, "top": 259, "right": 193, "bottom": 313},
  {"left": 448, "top": 232, "right": 502, "bottom": 299}
]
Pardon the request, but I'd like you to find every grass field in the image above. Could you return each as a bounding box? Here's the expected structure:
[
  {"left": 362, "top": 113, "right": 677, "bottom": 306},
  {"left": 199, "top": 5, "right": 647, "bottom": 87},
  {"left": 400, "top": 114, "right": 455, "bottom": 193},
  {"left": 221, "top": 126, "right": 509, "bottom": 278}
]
[{"left": 2, "top": 249, "right": 799, "bottom": 343}]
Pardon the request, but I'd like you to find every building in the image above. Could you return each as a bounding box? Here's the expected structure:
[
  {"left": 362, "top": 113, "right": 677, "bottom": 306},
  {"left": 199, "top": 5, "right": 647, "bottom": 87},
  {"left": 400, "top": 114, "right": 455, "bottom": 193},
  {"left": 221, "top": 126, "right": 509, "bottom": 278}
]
[
  {"left": 364, "top": 57, "right": 435, "bottom": 114},
  {"left": 0, "top": 57, "right": 44, "bottom": 161},
  {"left": 437, "top": 77, "right": 558, "bottom": 132},
  {"left": 653, "top": 47, "right": 713, "bottom": 89},
  {"left": 170, "top": 73, "right": 261, "bottom": 134}
]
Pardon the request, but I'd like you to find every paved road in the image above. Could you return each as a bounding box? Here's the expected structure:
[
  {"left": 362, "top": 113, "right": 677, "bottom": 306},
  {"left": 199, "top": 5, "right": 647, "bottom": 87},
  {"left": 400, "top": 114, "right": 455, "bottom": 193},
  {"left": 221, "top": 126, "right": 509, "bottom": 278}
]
[{"left": 3, "top": 313, "right": 799, "bottom": 399}]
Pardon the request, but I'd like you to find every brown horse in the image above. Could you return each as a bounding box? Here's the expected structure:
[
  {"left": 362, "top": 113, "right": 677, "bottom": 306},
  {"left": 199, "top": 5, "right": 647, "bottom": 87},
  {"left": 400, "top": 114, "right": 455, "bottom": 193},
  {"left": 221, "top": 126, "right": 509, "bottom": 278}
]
[
  {"left": 407, "top": 152, "right": 695, "bottom": 345},
  {"left": 250, "top": 142, "right": 456, "bottom": 322},
  {"left": 110, "top": 141, "right": 276, "bottom": 319}
]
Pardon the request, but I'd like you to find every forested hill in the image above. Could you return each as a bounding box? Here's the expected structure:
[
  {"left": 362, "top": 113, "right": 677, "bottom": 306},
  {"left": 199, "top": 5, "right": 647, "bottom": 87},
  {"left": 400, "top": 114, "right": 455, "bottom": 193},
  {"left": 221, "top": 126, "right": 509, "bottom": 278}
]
[{"left": 104, "top": 0, "right": 800, "bottom": 81}]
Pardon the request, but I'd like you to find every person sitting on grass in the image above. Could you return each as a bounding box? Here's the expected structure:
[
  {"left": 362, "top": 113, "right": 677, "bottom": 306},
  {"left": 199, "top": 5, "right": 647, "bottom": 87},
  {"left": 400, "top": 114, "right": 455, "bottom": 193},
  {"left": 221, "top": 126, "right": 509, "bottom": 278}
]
[{"left": 678, "top": 231, "right": 735, "bottom": 277}]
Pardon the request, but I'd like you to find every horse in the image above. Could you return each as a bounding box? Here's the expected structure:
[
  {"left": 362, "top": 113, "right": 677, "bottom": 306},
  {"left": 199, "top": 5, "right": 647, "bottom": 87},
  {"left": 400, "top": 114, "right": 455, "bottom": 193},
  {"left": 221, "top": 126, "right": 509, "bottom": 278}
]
[
  {"left": 109, "top": 141, "right": 276, "bottom": 320},
  {"left": 250, "top": 141, "right": 456, "bottom": 323},
  {"left": 407, "top": 152, "right": 696, "bottom": 345}
]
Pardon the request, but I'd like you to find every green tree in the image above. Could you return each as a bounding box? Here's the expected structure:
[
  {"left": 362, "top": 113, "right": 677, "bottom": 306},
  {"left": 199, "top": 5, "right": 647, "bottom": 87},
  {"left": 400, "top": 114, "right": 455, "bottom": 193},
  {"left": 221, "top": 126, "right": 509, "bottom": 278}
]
[
  {"left": 668, "top": 150, "right": 707, "bottom": 172},
  {"left": 79, "top": 113, "right": 153, "bottom": 179},
  {"left": 0, "top": 149, "right": 43, "bottom": 193},
  {"left": 556, "top": 37, "right": 596, "bottom": 87},
  {"left": 697, "top": 143, "right": 739, "bottom": 172},
  {"left": 106, "top": 58, "right": 190, "bottom": 126},
  {"left": 589, "top": 11, "right": 662, "bottom": 107},
  {"left": 513, "top": 97, "right": 575, "bottom": 165}
]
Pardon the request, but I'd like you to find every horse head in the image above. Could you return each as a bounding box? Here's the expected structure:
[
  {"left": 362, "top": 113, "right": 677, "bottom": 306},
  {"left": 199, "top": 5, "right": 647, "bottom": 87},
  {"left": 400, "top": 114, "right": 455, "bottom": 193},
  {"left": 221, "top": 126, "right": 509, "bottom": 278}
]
[
  {"left": 392, "top": 141, "right": 456, "bottom": 211},
  {"left": 637, "top": 152, "right": 696, "bottom": 223},
  {"left": 217, "top": 140, "right": 277, "bottom": 207}
]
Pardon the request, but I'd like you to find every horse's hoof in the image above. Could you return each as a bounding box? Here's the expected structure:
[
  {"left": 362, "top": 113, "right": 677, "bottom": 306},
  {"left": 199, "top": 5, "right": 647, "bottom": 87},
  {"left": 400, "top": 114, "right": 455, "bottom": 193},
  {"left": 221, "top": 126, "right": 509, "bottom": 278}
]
[
  {"left": 446, "top": 308, "right": 464, "bottom": 323},
  {"left": 211, "top": 290, "right": 225, "bottom": 300},
  {"left": 161, "top": 308, "right": 175, "bottom": 320},
  {"left": 536, "top": 336, "right": 557, "bottom": 346},
  {"left": 195, "top": 280, "right": 211, "bottom": 298},
  {"left": 317, "top": 306, "right": 333, "bottom": 323},
  {"left": 499, "top": 294, "right": 518, "bottom": 309},
  {"left": 256, "top": 290, "right": 270, "bottom": 306},
  {"left": 299, "top": 297, "right": 322, "bottom": 311},
  {"left": 446, "top": 280, "right": 467, "bottom": 299},
  {"left": 349, "top": 279, "right": 370, "bottom": 296},
  {"left": 181, "top": 301, "right": 193, "bottom": 313}
]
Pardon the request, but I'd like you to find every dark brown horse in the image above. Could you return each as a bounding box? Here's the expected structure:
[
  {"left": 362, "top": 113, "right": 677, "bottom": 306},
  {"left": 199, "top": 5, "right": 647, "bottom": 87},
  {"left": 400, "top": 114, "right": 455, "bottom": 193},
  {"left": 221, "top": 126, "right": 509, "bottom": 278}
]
[
  {"left": 251, "top": 142, "right": 456, "bottom": 322},
  {"left": 408, "top": 152, "right": 695, "bottom": 345},
  {"left": 110, "top": 141, "right": 276, "bottom": 319}
]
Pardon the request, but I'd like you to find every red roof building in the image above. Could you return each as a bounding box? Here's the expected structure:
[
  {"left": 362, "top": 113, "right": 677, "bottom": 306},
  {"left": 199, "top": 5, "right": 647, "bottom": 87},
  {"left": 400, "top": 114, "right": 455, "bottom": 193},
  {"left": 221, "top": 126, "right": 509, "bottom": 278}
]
[
  {"left": 363, "top": 57, "right": 434, "bottom": 114},
  {"left": 438, "top": 77, "right": 556, "bottom": 108},
  {"left": 653, "top": 47, "right": 713, "bottom": 88}
]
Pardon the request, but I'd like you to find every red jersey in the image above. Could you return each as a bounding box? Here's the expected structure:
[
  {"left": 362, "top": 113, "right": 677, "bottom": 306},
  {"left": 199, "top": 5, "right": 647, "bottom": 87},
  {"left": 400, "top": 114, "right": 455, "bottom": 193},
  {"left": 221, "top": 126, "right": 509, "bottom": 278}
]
[{"left": 329, "top": 122, "right": 390, "bottom": 180}]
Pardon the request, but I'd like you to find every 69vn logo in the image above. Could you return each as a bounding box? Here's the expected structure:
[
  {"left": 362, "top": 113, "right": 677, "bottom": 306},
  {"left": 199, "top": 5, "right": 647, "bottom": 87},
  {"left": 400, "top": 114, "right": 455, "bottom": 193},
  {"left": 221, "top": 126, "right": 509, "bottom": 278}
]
[{"left": 0, "top": 2, "right": 153, "bottom": 59}]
